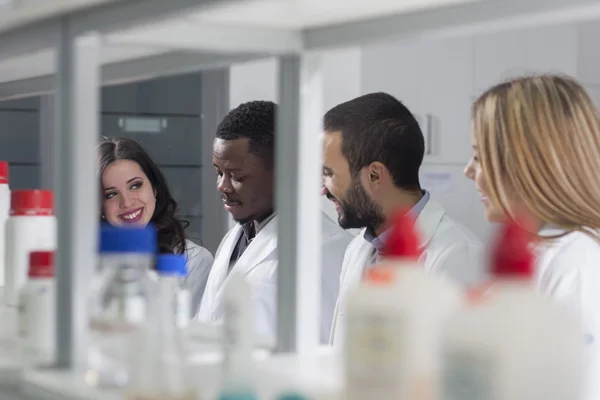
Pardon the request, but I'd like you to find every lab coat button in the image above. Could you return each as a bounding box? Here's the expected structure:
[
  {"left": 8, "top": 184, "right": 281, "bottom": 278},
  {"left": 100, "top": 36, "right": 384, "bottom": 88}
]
[{"left": 209, "top": 314, "right": 216, "bottom": 323}]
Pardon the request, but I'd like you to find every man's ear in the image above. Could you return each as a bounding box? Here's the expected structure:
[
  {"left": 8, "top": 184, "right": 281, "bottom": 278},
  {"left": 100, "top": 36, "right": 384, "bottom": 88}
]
[{"left": 366, "top": 162, "right": 386, "bottom": 187}]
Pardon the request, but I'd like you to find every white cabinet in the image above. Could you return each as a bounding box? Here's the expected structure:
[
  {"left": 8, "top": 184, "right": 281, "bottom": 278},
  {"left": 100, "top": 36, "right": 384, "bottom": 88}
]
[
  {"left": 361, "top": 36, "right": 474, "bottom": 164},
  {"left": 474, "top": 23, "right": 578, "bottom": 96},
  {"left": 419, "top": 37, "right": 474, "bottom": 165}
]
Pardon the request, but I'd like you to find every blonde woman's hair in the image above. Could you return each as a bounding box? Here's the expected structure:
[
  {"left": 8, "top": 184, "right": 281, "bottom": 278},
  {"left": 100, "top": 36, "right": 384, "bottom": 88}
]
[{"left": 472, "top": 74, "right": 600, "bottom": 241}]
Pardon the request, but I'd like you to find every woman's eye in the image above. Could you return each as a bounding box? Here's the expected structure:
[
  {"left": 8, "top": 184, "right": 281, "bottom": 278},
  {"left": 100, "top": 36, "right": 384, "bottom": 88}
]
[
  {"left": 130, "top": 181, "right": 142, "bottom": 190},
  {"left": 104, "top": 192, "right": 116, "bottom": 199}
]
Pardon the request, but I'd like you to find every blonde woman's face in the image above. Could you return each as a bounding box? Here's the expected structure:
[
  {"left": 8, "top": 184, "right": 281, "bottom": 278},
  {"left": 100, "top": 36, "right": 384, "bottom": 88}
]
[{"left": 464, "top": 129, "right": 507, "bottom": 223}]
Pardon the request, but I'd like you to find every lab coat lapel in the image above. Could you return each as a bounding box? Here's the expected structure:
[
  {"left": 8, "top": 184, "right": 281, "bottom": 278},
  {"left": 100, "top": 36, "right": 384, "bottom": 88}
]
[
  {"left": 212, "top": 216, "right": 278, "bottom": 306},
  {"left": 202, "top": 225, "right": 242, "bottom": 312},
  {"left": 330, "top": 236, "right": 373, "bottom": 344},
  {"left": 415, "top": 199, "right": 445, "bottom": 257}
]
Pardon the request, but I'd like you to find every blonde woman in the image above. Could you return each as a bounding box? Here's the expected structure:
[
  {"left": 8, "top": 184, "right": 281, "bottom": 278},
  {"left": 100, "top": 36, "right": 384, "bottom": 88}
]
[{"left": 464, "top": 74, "right": 600, "bottom": 400}]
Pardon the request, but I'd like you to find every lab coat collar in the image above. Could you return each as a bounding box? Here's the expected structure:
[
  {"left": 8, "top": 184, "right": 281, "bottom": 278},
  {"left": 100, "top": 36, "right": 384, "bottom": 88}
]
[
  {"left": 231, "top": 215, "right": 278, "bottom": 276},
  {"left": 414, "top": 198, "right": 446, "bottom": 249},
  {"left": 241, "top": 212, "right": 277, "bottom": 241}
]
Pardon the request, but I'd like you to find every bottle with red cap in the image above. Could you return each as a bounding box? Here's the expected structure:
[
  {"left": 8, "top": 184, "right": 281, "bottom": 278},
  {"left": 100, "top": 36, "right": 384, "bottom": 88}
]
[
  {"left": 4, "top": 190, "right": 56, "bottom": 306},
  {"left": 344, "top": 209, "right": 463, "bottom": 400},
  {"left": 0, "top": 161, "right": 9, "bottom": 289},
  {"left": 18, "top": 250, "right": 55, "bottom": 363},
  {"left": 441, "top": 218, "right": 583, "bottom": 400}
]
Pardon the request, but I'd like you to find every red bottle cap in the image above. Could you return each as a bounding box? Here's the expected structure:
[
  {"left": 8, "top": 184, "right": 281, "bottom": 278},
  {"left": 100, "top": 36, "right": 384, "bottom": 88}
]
[
  {"left": 28, "top": 251, "right": 54, "bottom": 278},
  {"left": 491, "top": 217, "right": 535, "bottom": 279},
  {"left": 0, "top": 162, "right": 8, "bottom": 184},
  {"left": 10, "top": 190, "right": 54, "bottom": 216},
  {"left": 382, "top": 208, "right": 421, "bottom": 261}
]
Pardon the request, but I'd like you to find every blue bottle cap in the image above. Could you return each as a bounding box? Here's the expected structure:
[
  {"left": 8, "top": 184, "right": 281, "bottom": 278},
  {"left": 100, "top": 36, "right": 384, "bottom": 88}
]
[
  {"left": 99, "top": 223, "right": 157, "bottom": 254},
  {"left": 156, "top": 254, "right": 187, "bottom": 276}
]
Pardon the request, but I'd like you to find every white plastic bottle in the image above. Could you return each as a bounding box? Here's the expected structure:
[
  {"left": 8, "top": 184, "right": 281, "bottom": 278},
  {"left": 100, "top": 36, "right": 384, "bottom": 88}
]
[
  {"left": 155, "top": 254, "right": 191, "bottom": 329},
  {"left": 218, "top": 271, "right": 258, "bottom": 400},
  {"left": 18, "top": 250, "right": 55, "bottom": 363},
  {"left": 4, "top": 190, "right": 56, "bottom": 307},
  {"left": 442, "top": 220, "right": 583, "bottom": 400},
  {"left": 344, "top": 267, "right": 404, "bottom": 400},
  {"left": 0, "top": 161, "right": 10, "bottom": 290},
  {"left": 345, "top": 210, "right": 464, "bottom": 400}
]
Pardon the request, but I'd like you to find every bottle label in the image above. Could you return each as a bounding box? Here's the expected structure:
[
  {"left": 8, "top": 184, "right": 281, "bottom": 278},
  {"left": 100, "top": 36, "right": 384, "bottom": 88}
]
[
  {"left": 442, "top": 349, "right": 493, "bottom": 400},
  {"left": 345, "top": 312, "right": 403, "bottom": 398}
]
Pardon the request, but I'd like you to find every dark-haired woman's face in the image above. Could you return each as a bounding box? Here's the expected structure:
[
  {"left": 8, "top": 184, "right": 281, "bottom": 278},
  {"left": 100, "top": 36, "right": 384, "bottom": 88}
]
[{"left": 101, "top": 159, "right": 156, "bottom": 227}]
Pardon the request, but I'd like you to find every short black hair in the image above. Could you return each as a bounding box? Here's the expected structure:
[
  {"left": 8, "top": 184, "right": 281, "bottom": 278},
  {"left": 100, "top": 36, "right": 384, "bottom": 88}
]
[
  {"left": 323, "top": 92, "right": 424, "bottom": 191},
  {"left": 216, "top": 100, "right": 276, "bottom": 165}
]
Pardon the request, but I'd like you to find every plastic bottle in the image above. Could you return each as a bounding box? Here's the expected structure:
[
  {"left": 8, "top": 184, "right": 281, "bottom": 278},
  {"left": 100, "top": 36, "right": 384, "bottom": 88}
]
[
  {"left": 0, "top": 161, "right": 10, "bottom": 289},
  {"left": 87, "top": 224, "right": 157, "bottom": 389},
  {"left": 441, "top": 219, "right": 583, "bottom": 400},
  {"left": 4, "top": 190, "right": 56, "bottom": 306},
  {"left": 127, "top": 255, "right": 196, "bottom": 400},
  {"left": 344, "top": 267, "right": 404, "bottom": 400},
  {"left": 155, "top": 254, "right": 191, "bottom": 329},
  {"left": 18, "top": 250, "right": 55, "bottom": 363},
  {"left": 218, "top": 272, "right": 258, "bottom": 400},
  {"left": 344, "top": 210, "right": 463, "bottom": 400}
]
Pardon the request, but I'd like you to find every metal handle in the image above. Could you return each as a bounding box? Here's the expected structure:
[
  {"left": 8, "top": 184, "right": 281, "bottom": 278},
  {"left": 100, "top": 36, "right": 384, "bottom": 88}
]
[{"left": 425, "top": 113, "right": 437, "bottom": 156}]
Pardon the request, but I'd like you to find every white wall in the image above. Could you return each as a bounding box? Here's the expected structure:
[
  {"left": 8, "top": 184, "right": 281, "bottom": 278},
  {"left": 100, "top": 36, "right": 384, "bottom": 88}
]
[
  {"left": 360, "top": 21, "right": 590, "bottom": 246},
  {"left": 228, "top": 49, "right": 362, "bottom": 232}
]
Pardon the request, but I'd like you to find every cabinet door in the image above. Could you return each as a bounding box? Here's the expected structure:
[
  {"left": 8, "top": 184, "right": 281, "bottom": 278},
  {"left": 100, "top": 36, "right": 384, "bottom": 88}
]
[
  {"left": 474, "top": 30, "right": 528, "bottom": 95},
  {"left": 0, "top": 110, "right": 40, "bottom": 163},
  {"left": 525, "top": 23, "right": 578, "bottom": 77},
  {"left": 420, "top": 36, "right": 474, "bottom": 164},
  {"left": 474, "top": 24, "right": 578, "bottom": 94},
  {"left": 361, "top": 38, "right": 423, "bottom": 121},
  {"left": 101, "top": 114, "right": 202, "bottom": 166}
]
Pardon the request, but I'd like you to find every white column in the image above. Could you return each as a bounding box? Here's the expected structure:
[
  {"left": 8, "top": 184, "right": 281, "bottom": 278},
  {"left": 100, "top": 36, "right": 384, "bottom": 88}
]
[
  {"left": 54, "top": 22, "right": 100, "bottom": 369},
  {"left": 275, "top": 52, "right": 324, "bottom": 355}
]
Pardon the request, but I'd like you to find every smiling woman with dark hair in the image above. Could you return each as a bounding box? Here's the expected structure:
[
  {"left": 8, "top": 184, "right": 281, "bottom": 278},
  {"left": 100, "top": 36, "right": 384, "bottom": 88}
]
[{"left": 97, "top": 137, "right": 213, "bottom": 315}]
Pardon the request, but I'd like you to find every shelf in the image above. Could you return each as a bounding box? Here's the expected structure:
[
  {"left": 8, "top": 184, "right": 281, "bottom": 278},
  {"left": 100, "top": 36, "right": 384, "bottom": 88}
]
[{"left": 0, "top": 0, "right": 598, "bottom": 99}]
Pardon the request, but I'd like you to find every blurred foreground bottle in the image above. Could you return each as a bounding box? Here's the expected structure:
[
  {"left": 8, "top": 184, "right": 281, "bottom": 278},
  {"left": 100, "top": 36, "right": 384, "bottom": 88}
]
[
  {"left": 126, "top": 254, "right": 196, "bottom": 400},
  {"left": 87, "top": 224, "right": 156, "bottom": 388}
]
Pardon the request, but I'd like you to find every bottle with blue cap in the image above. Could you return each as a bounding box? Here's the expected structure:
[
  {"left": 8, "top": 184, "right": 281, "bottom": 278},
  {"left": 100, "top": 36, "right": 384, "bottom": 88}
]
[
  {"left": 155, "top": 254, "right": 191, "bottom": 329},
  {"left": 87, "top": 224, "right": 157, "bottom": 389},
  {"left": 126, "top": 254, "right": 197, "bottom": 400}
]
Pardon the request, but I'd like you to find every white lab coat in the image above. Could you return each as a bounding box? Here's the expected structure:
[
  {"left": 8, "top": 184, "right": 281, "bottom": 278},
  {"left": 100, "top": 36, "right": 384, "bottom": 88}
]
[
  {"left": 183, "top": 239, "right": 214, "bottom": 317},
  {"left": 196, "top": 212, "right": 352, "bottom": 343},
  {"left": 535, "top": 227, "right": 600, "bottom": 400},
  {"left": 330, "top": 198, "right": 484, "bottom": 345}
]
